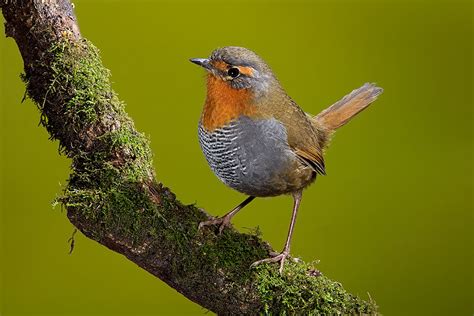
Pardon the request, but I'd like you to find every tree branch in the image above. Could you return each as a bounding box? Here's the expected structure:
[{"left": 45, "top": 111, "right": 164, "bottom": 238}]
[{"left": 1, "top": 1, "right": 377, "bottom": 314}]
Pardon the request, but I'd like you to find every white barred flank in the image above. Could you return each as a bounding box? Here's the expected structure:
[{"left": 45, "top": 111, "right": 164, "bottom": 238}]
[{"left": 198, "top": 121, "right": 243, "bottom": 188}]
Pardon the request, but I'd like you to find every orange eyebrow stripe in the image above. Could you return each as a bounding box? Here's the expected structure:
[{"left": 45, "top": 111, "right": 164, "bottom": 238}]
[{"left": 238, "top": 66, "right": 253, "bottom": 76}]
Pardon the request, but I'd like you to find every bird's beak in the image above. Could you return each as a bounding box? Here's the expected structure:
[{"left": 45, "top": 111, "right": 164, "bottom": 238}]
[{"left": 190, "top": 58, "right": 212, "bottom": 71}]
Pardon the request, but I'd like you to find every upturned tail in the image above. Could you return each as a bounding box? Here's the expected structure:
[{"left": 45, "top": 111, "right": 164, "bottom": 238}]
[{"left": 314, "top": 83, "right": 383, "bottom": 131}]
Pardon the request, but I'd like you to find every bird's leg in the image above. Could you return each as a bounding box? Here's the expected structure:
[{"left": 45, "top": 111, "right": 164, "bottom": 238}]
[
  {"left": 198, "top": 196, "right": 256, "bottom": 234},
  {"left": 251, "top": 190, "right": 302, "bottom": 274}
]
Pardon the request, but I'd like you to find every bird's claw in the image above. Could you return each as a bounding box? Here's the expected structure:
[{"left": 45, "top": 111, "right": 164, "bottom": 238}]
[
  {"left": 251, "top": 251, "right": 290, "bottom": 274},
  {"left": 198, "top": 216, "right": 232, "bottom": 234}
]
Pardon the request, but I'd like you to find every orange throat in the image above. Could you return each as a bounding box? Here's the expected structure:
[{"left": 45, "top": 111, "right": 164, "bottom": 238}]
[{"left": 201, "top": 74, "right": 257, "bottom": 131}]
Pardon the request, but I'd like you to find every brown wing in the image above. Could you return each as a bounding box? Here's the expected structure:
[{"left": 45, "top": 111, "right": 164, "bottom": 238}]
[
  {"left": 257, "top": 86, "right": 326, "bottom": 175},
  {"left": 268, "top": 96, "right": 326, "bottom": 175},
  {"left": 292, "top": 146, "right": 326, "bottom": 175}
]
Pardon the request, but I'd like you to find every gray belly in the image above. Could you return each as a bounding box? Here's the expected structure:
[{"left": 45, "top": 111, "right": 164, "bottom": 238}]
[{"left": 198, "top": 116, "right": 314, "bottom": 196}]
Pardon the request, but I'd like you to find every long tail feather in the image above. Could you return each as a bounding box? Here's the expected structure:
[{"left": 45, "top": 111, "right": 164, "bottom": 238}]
[{"left": 315, "top": 83, "right": 383, "bottom": 131}]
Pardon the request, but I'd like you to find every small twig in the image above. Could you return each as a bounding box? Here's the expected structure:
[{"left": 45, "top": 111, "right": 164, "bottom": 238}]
[{"left": 67, "top": 228, "right": 77, "bottom": 254}]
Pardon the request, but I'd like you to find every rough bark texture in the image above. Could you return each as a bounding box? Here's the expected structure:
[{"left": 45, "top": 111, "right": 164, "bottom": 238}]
[{"left": 1, "top": 1, "right": 377, "bottom": 314}]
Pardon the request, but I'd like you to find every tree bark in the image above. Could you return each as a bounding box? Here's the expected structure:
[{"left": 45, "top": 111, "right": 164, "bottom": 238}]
[{"left": 1, "top": 1, "right": 377, "bottom": 314}]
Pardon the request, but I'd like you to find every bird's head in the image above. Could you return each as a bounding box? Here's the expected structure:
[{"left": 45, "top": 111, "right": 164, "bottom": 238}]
[{"left": 190, "top": 46, "right": 276, "bottom": 95}]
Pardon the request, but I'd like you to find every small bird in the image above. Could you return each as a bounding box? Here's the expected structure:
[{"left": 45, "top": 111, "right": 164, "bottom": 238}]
[{"left": 191, "top": 46, "right": 382, "bottom": 273}]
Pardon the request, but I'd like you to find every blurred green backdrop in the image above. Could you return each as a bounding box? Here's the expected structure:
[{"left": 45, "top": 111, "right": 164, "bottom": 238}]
[{"left": 1, "top": 0, "right": 472, "bottom": 315}]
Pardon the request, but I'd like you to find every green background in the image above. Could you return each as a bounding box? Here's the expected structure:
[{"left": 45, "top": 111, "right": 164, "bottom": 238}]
[{"left": 1, "top": 0, "right": 472, "bottom": 315}]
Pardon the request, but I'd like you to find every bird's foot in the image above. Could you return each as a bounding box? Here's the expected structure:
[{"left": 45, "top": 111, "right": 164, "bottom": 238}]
[
  {"left": 251, "top": 250, "right": 290, "bottom": 274},
  {"left": 198, "top": 215, "right": 233, "bottom": 234}
]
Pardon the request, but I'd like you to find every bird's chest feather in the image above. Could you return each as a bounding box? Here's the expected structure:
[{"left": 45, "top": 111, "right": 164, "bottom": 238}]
[{"left": 200, "top": 74, "right": 258, "bottom": 132}]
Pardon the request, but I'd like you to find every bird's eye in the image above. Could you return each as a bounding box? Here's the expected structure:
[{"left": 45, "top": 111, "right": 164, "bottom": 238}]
[{"left": 227, "top": 67, "right": 240, "bottom": 78}]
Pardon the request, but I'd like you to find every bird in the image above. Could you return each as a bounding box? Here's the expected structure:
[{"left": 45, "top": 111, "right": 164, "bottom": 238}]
[{"left": 190, "top": 46, "right": 382, "bottom": 273}]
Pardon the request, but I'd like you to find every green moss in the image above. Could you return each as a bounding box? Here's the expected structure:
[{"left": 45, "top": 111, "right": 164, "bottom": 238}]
[
  {"left": 199, "top": 229, "right": 268, "bottom": 274},
  {"left": 254, "top": 261, "right": 377, "bottom": 314},
  {"left": 63, "top": 181, "right": 165, "bottom": 244},
  {"left": 47, "top": 39, "right": 115, "bottom": 123},
  {"left": 103, "top": 126, "right": 154, "bottom": 182},
  {"left": 22, "top": 37, "right": 158, "bottom": 244}
]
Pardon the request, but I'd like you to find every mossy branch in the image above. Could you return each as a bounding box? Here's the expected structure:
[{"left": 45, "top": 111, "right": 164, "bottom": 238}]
[{"left": 1, "top": 1, "right": 377, "bottom": 314}]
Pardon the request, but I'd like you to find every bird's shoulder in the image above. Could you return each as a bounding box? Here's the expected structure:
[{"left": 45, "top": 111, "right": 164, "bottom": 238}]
[{"left": 259, "top": 96, "right": 326, "bottom": 175}]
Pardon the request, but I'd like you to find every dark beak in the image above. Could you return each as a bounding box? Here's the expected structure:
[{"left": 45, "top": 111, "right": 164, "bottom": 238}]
[{"left": 190, "top": 58, "right": 212, "bottom": 70}]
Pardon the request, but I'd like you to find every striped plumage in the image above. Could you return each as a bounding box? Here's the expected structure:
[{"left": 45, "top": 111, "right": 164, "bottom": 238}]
[
  {"left": 198, "top": 120, "right": 242, "bottom": 190},
  {"left": 198, "top": 116, "right": 315, "bottom": 197}
]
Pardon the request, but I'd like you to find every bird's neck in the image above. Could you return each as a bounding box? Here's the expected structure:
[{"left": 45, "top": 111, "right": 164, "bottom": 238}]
[{"left": 200, "top": 74, "right": 258, "bottom": 132}]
